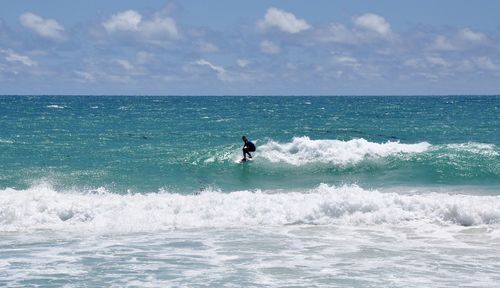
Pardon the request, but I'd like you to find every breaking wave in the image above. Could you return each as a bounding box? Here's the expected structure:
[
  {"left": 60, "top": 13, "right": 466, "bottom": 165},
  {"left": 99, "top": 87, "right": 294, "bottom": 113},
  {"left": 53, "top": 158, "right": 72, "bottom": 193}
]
[
  {"left": 1, "top": 183, "right": 499, "bottom": 233},
  {"left": 257, "top": 137, "right": 431, "bottom": 165},
  {"left": 246, "top": 138, "right": 499, "bottom": 183}
]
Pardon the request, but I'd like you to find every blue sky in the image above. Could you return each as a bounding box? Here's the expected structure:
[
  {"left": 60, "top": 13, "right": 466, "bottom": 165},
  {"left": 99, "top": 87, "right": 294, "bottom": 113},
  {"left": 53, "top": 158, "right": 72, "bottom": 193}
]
[{"left": 1, "top": 0, "right": 499, "bottom": 95}]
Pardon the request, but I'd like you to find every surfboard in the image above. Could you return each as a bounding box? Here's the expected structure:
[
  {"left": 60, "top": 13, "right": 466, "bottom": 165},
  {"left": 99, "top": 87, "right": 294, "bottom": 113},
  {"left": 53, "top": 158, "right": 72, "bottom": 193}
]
[{"left": 237, "top": 158, "right": 253, "bottom": 164}]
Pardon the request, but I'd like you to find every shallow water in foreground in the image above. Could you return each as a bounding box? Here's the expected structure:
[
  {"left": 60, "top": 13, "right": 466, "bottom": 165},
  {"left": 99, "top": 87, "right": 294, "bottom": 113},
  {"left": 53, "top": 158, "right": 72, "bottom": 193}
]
[{"left": 2, "top": 225, "right": 499, "bottom": 287}]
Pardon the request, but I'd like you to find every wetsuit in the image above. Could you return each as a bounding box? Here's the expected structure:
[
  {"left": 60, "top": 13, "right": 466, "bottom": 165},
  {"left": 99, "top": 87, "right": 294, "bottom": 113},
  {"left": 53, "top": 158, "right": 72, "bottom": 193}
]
[{"left": 243, "top": 140, "right": 256, "bottom": 159}]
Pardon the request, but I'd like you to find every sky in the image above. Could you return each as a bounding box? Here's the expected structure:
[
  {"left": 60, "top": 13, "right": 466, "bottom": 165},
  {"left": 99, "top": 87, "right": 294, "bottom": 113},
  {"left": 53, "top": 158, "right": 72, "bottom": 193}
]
[{"left": 1, "top": 0, "right": 500, "bottom": 95}]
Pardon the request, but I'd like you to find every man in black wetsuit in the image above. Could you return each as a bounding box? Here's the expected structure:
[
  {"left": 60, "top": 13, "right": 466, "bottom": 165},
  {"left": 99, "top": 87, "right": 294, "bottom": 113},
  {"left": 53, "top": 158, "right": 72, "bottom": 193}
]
[{"left": 242, "top": 136, "right": 256, "bottom": 161}]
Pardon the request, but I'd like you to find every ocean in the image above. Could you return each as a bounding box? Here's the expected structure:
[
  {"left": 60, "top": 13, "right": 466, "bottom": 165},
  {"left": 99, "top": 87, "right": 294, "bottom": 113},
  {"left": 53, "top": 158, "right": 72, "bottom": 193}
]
[{"left": 0, "top": 95, "right": 499, "bottom": 287}]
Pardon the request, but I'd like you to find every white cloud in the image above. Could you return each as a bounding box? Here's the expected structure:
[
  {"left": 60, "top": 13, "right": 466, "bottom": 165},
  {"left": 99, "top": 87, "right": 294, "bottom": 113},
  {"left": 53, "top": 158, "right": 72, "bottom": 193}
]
[
  {"left": 412, "top": 72, "right": 440, "bottom": 81},
  {"left": 430, "top": 35, "right": 457, "bottom": 51},
  {"left": 333, "top": 55, "right": 360, "bottom": 69},
  {"left": 20, "top": 12, "right": 65, "bottom": 41},
  {"left": 0, "top": 49, "right": 37, "bottom": 66},
  {"left": 353, "top": 13, "right": 391, "bottom": 36},
  {"left": 403, "top": 56, "right": 451, "bottom": 72},
  {"left": 473, "top": 56, "right": 498, "bottom": 71},
  {"left": 316, "top": 13, "right": 393, "bottom": 45},
  {"left": 237, "top": 59, "right": 250, "bottom": 68},
  {"left": 328, "top": 54, "right": 381, "bottom": 79},
  {"left": 258, "top": 7, "right": 311, "bottom": 34},
  {"left": 459, "top": 28, "right": 487, "bottom": 43},
  {"left": 140, "top": 16, "right": 179, "bottom": 40},
  {"left": 193, "top": 59, "right": 252, "bottom": 83},
  {"left": 74, "top": 70, "right": 95, "bottom": 82},
  {"left": 116, "top": 59, "right": 134, "bottom": 70},
  {"left": 195, "top": 58, "right": 228, "bottom": 81},
  {"left": 260, "top": 40, "right": 281, "bottom": 54},
  {"left": 103, "top": 9, "right": 179, "bottom": 41},
  {"left": 103, "top": 10, "right": 142, "bottom": 32},
  {"left": 458, "top": 57, "right": 499, "bottom": 72},
  {"left": 196, "top": 59, "right": 225, "bottom": 74},
  {"left": 430, "top": 28, "right": 488, "bottom": 51}
]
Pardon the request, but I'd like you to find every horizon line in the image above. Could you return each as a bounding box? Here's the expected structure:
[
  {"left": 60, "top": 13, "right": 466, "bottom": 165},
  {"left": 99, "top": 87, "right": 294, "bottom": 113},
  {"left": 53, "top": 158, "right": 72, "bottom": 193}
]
[{"left": 1, "top": 94, "right": 500, "bottom": 97}]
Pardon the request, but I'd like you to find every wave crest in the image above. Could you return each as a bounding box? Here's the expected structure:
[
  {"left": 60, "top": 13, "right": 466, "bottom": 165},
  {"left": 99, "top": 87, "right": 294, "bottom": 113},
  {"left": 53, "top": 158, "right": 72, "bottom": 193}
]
[
  {"left": 1, "top": 183, "right": 499, "bottom": 233},
  {"left": 258, "top": 137, "right": 430, "bottom": 165}
]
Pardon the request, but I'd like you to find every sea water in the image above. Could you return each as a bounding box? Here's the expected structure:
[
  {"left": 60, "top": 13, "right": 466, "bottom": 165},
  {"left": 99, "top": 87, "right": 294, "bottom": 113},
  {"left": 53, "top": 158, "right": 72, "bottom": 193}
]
[{"left": 0, "top": 96, "right": 499, "bottom": 287}]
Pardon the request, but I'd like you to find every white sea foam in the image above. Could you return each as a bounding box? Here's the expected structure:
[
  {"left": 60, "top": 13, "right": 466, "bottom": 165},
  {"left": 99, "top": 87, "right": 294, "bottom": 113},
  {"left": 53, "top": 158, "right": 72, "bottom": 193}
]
[
  {"left": 0, "top": 139, "right": 14, "bottom": 144},
  {"left": 1, "top": 183, "right": 498, "bottom": 233},
  {"left": 46, "top": 104, "right": 65, "bottom": 109},
  {"left": 258, "top": 137, "right": 431, "bottom": 165},
  {"left": 445, "top": 142, "right": 498, "bottom": 157}
]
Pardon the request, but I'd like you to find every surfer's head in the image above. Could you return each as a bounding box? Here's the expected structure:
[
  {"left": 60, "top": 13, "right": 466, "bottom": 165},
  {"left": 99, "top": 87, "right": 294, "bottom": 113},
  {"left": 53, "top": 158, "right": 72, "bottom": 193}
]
[{"left": 242, "top": 136, "right": 247, "bottom": 142}]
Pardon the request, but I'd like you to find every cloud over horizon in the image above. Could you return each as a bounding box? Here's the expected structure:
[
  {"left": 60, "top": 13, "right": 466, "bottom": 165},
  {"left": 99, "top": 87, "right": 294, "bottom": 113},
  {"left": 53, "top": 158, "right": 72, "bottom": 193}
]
[
  {"left": 20, "top": 12, "right": 65, "bottom": 41},
  {"left": 353, "top": 13, "right": 392, "bottom": 37},
  {"left": 1, "top": 2, "right": 499, "bottom": 95},
  {"left": 258, "top": 7, "right": 311, "bottom": 34},
  {"left": 1, "top": 49, "right": 37, "bottom": 67},
  {"left": 315, "top": 13, "right": 395, "bottom": 45},
  {"left": 102, "top": 9, "right": 179, "bottom": 43}
]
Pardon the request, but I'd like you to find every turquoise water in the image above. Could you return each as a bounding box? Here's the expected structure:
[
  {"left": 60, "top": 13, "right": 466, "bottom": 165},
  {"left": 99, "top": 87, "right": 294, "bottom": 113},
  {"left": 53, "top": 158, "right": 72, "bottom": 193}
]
[
  {"left": 1, "top": 96, "right": 499, "bottom": 287},
  {"left": 1, "top": 96, "right": 499, "bottom": 192}
]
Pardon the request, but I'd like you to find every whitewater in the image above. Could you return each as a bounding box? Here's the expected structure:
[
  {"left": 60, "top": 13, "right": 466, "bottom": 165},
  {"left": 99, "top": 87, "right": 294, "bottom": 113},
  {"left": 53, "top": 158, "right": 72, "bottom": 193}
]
[
  {"left": 1, "top": 95, "right": 499, "bottom": 287},
  {"left": 2, "top": 183, "right": 499, "bottom": 232}
]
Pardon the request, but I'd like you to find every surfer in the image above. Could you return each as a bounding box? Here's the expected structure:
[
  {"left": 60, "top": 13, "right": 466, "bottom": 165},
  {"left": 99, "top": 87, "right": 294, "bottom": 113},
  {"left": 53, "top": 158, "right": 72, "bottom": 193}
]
[{"left": 241, "top": 136, "right": 256, "bottom": 162}]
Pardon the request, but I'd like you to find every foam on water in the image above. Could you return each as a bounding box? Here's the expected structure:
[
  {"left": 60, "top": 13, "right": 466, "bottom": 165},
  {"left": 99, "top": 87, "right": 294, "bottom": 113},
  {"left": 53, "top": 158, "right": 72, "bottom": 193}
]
[
  {"left": 1, "top": 183, "right": 498, "bottom": 234},
  {"left": 444, "top": 142, "right": 499, "bottom": 157},
  {"left": 0, "top": 139, "right": 14, "bottom": 144},
  {"left": 258, "top": 137, "right": 431, "bottom": 165},
  {"left": 45, "top": 104, "right": 65, "bottom": 109}
]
